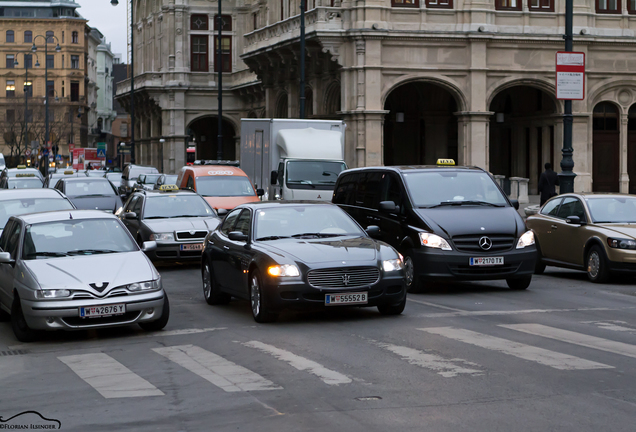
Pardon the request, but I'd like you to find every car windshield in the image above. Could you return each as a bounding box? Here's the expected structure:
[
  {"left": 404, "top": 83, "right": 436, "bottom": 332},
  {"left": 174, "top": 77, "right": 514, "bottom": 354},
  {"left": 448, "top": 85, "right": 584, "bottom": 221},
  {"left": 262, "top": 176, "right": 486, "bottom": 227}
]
[
  {"left": 0, "top": 198, "right": 74, "bottom": 227},
  {"left": 255, "top": 205, "right": 364, "bottom": 240},
  {"left": 143, "top": 194, "right": 215, "bottom": 218},
  {"left": 586, "top": 197, "right": 636, "bottom": 223},
  {"left": 195, "top": 176, "right": 255, "bottom": 197},
  {"left": 286, "top": 161, "right": 347, "bottom": 190},
  {"left": 106, "top": 173, "right": 122, "bottom": 182},
  {"left": 161, "top": 175, "right": 178, "bottom": 185},
  {"left": 128, "top": 167, "right": 158, "bottom": 180},
  {"left": 403, "top": 171, "right": 508, "bottom": 207},
  {"left": 64, "top": 180, "right": 116, "bottom": 197},
  {"left": 86, "top": 170, "right": 107, "bottom": 177},
  {"left": 22, "top": 218, "right": 137, "bottom": 259},
  {"left": 8, "top": 178, "right": 43, "bottom": 189},
  {"left": 141, "top": 174, "right": 162, "bottom": 184}
]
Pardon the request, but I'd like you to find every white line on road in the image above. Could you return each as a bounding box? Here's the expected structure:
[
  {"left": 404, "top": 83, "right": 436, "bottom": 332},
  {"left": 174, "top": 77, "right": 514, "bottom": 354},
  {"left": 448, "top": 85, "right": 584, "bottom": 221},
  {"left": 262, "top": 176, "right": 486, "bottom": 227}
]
[
  {"left": 501, "top": 323, "right": 636, "bottom": 359},
  {"left": 406, "top": 298, "right": 466, "bottom": 312},
  {"left": 418, "top": 327, "right": 613, "bottom": 370},
  {"left": 369, "top": 339, "right": 483, "bottom": 377},
  {"left": 414, "top": 307, "right": 628, "bottom": 319},
  {"left": 582, "top": 321, "right": 636, "bottom": 334},
  {"left": 242, "top": 341, "right": 352, "bottom": 385},
  {"left": 58, "top": 353, "right": 164, "bottom": 398},
  {"left": 153, "top": 344, "right": 282, "bottom": 392}
]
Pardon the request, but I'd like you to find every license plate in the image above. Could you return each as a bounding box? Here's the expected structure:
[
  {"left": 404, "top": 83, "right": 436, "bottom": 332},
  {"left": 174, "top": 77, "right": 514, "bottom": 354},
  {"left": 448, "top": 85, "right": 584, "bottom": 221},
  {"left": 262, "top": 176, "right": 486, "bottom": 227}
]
[
  {"left": 469, "top": 257, "right": 504, "bottom": 266},
  {"left": 80, "top": 304, "right": 126, "bottom": 318},
  {"left": 325, "top": 292, "right": 368, "bottom": 305},
  {"left": 180, "top": 243, "right": 203, "bottom": 251}
]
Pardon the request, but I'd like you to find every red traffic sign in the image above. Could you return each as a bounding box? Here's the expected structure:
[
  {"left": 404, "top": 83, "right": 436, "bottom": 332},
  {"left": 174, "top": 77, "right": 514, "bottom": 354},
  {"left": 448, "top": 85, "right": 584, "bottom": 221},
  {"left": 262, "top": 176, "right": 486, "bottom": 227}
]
[{"left": 556, "top": 51, "right": 585, "bottom": 100}]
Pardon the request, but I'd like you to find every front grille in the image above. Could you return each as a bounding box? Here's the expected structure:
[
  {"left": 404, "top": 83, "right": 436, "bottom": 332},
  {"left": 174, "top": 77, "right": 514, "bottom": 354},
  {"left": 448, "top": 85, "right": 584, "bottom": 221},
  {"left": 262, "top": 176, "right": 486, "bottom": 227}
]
[
  {"left": 449, "top": 263, "right": 520, "bottom": 276},
  {"left": 452, "top": 234, "right": 516, "bottom": 253},
  {"left": 307, "top": 267, "right": 380, "bottom": 289},
  {"left": 62, "top": 311, "right": 141, "bottom": 327},
  {"left": 70, "top": 289, "right": 129, "bottom": 300},
  {"left": 175, "top": 230, "right": 207, "bottom": 241}
]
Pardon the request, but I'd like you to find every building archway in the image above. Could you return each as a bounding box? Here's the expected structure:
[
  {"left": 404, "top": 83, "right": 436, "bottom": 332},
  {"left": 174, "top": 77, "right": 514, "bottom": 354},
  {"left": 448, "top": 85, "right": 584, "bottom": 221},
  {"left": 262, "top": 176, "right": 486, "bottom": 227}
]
[
  {"left": 488, "top": 85, "right": 557, "bottom": 194},
  {"left": 187, "top": 116, "right": 236, "bottom": 161},
  {"left": 383, "top": 81, "right": 458, "bottom": 166},
  {"left": 275, "top": 93, "right": 288, "bottom": 118},
  {"left": 324, "top": 81, "right": 341, "bottom": 117},
  {"left": 629, "top": 104, "right": 636, "bottom": 194},
  {"left": 593, "top": 102, "right": 620, "bottom": 192}
]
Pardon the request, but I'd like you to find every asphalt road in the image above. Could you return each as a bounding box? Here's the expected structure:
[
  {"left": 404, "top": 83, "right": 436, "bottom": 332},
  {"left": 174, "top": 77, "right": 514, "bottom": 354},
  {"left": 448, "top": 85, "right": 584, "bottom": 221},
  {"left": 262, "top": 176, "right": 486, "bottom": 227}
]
[{"left": 1, "top": 265, "right": 636, "bottom": 432}]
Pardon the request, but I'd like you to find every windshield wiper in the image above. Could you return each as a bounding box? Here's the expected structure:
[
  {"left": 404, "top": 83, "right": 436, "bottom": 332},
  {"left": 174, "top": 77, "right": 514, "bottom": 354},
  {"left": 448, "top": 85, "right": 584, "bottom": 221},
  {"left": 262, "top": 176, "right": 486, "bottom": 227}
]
[
  {"left": 68, "top": 249, "right": 118, "bottom": 255},
  {"left": 72, "top": 194, "right": 111, "bottom": 198},
  {"left": 291, "top": 232, "right": 345, "bottom": 238},
  {"left": 426, "top": 200, "right": 504, "bottom": 208},
  {"left": 255, "top": 235, "right": 290, "bottom": 241},
  {"left": 27, "top": 252, "right": 69, "bottom": 258},
  {"left": 167, "top": 214, "right": 206, "bottom": 218}
]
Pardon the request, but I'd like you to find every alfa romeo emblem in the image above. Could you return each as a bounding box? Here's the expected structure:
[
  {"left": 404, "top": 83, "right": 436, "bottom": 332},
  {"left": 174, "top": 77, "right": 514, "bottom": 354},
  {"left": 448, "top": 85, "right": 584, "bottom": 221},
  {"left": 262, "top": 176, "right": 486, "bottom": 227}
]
[
  {"left": 479, "top": 236, "right": 492, "bottom": 251},
  {"left": 342, "top": 274, "right": 350, "bottom": 286}
]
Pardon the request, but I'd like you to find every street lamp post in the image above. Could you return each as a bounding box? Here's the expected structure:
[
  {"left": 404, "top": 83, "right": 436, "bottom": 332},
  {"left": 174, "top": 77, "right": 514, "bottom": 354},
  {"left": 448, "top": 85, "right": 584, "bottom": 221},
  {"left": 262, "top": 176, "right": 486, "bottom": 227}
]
[
  {"left": 13, "top": 51, "right": 39, "bottom": 165},
  {"left": 559, "top": 0, "right": 576, "bottom": 193},
  {"left": 217, "top": 5, "right": 223, "bottom": 161},
  {"left": 299, "top": 0, "right": 306, "bottom": 119}
]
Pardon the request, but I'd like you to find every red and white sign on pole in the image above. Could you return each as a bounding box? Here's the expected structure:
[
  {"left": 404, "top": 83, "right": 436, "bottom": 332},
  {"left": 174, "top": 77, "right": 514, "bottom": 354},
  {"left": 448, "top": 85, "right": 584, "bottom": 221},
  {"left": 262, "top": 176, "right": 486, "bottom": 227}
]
[{"left": 556, "top": 51, "right": 585, "bottom": 100}]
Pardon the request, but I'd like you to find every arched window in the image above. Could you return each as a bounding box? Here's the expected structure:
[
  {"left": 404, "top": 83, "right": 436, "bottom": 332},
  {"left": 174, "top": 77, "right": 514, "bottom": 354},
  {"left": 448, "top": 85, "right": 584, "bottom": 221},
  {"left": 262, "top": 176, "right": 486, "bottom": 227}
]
[
  {"left": 593, "top": 102, "right": 619, "bottom": 131},
  {"left": 6, "top": 30, "right": 14, "bottom": 43},
  {"left": 72, "top": 31, "right": 78, "bottom": 44},
  {"left": 304, "top": 87, "right": 313, "bottom": 118},
  {"left": 628, "top": 104, "right": 636, "bottom": 132},
  {"left": 325, "top": 82, "right": 341, "bottom": 115},
  {"left": 276, "top": 93, "right": 288, "bottom": 118},
  {"left": 46, "top": 31, "right": 54, "bottom": 43},
  {"left": 24, "top": 31, "right": 32, "bottom": 43}
]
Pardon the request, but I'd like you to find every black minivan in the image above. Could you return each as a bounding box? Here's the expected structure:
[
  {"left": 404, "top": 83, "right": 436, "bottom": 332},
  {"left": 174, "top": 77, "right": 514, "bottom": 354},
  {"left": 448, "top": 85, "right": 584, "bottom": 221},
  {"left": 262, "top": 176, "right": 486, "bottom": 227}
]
[{"left": 332, "top": 162, "right": 536, "bottom": 292}]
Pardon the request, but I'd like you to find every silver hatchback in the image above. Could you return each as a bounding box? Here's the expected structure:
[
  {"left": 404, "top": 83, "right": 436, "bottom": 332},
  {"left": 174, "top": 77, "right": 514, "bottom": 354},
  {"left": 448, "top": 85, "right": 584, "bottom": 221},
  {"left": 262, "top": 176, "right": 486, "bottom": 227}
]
[{"left": 0, "top": 210, "right": 169, "bottom": 342}]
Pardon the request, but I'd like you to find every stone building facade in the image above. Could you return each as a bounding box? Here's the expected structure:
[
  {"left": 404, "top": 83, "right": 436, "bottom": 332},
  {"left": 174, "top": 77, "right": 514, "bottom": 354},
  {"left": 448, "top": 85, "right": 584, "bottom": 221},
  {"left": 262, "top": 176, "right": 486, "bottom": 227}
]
[{"left": 117, "top": 0, "right": 636, "bottom": 194}]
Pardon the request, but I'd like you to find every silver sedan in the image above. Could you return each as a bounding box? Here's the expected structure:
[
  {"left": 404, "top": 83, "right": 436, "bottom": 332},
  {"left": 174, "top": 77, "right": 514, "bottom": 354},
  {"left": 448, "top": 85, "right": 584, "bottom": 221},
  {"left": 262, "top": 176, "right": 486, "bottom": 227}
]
[{"left": 0, "top": 210, "right": 169, "bottom": 342}]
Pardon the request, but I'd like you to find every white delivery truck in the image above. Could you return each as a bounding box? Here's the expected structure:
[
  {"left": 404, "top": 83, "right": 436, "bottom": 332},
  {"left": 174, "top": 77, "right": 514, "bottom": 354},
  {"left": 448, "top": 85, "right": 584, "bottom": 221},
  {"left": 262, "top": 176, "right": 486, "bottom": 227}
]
[{"left": 240, "top": 119, "right": 347, "bottom": 201}]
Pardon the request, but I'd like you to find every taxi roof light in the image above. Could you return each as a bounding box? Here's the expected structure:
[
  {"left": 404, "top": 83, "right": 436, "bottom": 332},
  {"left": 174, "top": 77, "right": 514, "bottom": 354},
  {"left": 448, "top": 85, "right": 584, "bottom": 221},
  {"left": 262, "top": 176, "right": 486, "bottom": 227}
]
[
  {"left": 159, "top": 184, "right": 179, "bottom": 191},
  {"left": 436, "top": 159, "right": 455, "bottom": 166},
  {"left": 17, "top": 165, "right": 26, "bottom": 169}
]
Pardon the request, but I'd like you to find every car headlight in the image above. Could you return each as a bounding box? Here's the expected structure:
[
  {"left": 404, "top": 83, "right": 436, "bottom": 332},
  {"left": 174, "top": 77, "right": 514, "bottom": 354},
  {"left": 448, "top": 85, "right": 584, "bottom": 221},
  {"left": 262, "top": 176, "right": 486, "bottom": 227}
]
[
  {"left": 516, "top": 230, "right": 535, "bottom": 249},
  {"left": 607, "top": 238, "right": 636, "bottom": 250},
  {"left": 419, "top": 233, "right": 452, "bottom": 251},
  {"left": 150, "top": 233, "right": 174, "bottom": 241},
  {"left": 383, "top": 258, "right": 404, "bottom": 272},
  {"left": 127, "top": 279, "right": 162, "bottom": 292},
  {"left": 35, "top": 289, "right": 71, "bottom": 299},
  {"left": 267, "top": 264, "right": 300, "bottom": 277}
]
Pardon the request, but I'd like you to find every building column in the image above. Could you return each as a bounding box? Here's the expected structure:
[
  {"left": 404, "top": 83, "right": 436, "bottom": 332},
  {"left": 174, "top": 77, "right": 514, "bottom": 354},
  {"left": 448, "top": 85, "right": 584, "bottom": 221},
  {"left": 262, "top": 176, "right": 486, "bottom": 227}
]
[
  {"left": 620, "top": 113, "right": 630, "bottom": 193},
  {"left": 573, "top": 113, "right": 592, "bottom": 192},
  {"left": 455, "top": 112, "right": 493, "bottom": 169}
]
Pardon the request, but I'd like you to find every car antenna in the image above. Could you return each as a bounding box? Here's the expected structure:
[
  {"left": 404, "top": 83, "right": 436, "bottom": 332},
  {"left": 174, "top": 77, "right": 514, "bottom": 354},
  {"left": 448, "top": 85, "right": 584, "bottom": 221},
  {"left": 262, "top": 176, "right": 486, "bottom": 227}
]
[{"left": 69, "top": 212, "right": 73, "bottom": 220}]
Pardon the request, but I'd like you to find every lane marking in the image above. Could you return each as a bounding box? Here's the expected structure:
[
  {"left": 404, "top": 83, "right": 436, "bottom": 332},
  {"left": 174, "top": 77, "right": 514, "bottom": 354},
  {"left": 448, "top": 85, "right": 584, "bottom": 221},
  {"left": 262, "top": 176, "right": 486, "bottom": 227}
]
[
  {"left": 406, "top": 298, "right": 466, "bottom": 312},
  {"left": 418, "top": 327, "right": 612, "bottom": 370},
  {"left": 243, "top": 341, "right": 352, "bottom": 385},
  {"left": 501, "top": 323, "right": 636, "bottom": 359},
  {"left": 582, "top": 321, "right": 636, "bottom": 334},
  {"left": 414, "top": 307, "right": 627, "bottom": 319},
  {"left": 58, "top": 353, "right": 164, "bottom": 398},
  {"left": 368, "top": 338, "right": 483, "bottom": 377},
  {"left": 153, "top": 344, "right": 281, "bottom": 392}
]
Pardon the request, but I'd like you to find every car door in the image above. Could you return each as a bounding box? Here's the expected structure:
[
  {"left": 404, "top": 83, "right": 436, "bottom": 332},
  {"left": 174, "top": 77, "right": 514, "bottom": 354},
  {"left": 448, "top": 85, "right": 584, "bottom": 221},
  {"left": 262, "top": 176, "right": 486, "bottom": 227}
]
[
  {"left": 210, "top": 208, "right": 241, "bottom": 290},
  {"left": 551, "top": 197, "right": 589, "bottom": 266},
  {"left": 122, "top": 194, "right": 143, "bottom": 240},
  {"left": 377, "top": 172, "right": 407, "bottom": 248},
  {"left": 0, "top": 221, "right": 22, "bottom": 308},
  {"left": 529, "top": 197, "right": 563, "bottom": 261},
  {"left": 225, "top": 209, "right": 253, "bottom": 295}
]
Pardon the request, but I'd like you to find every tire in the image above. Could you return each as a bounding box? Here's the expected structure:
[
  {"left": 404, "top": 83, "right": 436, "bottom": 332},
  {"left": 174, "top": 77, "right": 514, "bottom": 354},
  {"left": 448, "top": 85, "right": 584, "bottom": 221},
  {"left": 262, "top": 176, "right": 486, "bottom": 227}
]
[
  {"left": 535, "top": 259, "right": 546, "bottom": 275},
  {"left": 202, "top": 262, "right": 230, "bottom": 305},
  {"left": 377, "top": 295, "right": 406, "bottom": 316},
  {"left": 403, "top": 249, "right": 425, "bottom": 293},
  {"left": 506, "top": 275, "right": 532, "bottom": 290},
  {"left": 586, "top": 245, "right": 610, "bottom": 283},
  {"left": 0, "top": 305, "right": 10, "bottom": 322},
  {"left": 139, "top": 294, "right": 170, "bottom": 331},
  {"left": 249, "top": 270, "right": 277, "bottom": 323},
  {"left": 11, "top": 296, "right": 38, "bottom": 342}
]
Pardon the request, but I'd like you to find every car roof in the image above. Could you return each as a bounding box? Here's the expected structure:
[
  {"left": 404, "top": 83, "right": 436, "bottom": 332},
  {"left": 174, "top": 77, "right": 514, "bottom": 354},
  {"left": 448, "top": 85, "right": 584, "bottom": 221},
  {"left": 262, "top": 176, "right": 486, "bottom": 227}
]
[
  {"left": 58, "top": 176, "right": 110, "bottom": 182},
  {"left": 340, "top": 165, "right": 485, "bottom": 175},
  {"left": 141, "top": 189, "right": 198, "bottom": 196},
  {"left": 183, "top": 165, "right": 249, "bottom": 177},
  {"left": 16, "top": 209, "right": 117, "bottom": 224},
  {"left": 0, "top": 188, "right": 66, "bottom": 200},
  {"left": 5, "top": 167, "right": 43, "bottom": 177},
  {"left": 236, "top": 200, "right": 336, "bottom": 210}
]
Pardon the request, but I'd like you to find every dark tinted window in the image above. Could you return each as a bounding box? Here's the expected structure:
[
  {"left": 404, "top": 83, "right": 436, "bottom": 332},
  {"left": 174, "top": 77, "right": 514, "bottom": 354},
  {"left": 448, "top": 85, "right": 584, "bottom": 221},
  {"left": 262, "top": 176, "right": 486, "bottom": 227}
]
[
  {"left": 233, "top": 209, "right": 251, "bottom": 236},
  {"left": 557, "top": 197, "right": 586, "bottom": 220},
  {"left": 5, "top": 221, "right": 22, "bottom": 259},
  {"left": 354, "top": 172, "right": 383, "bottom": 209},
  {"left": 540, "top": 198, "right": 562, "bottom": 216},
  {"left": 333, "top": 173, "right": 359, "bottom": 206},
  {"left": 220, "top": 209, "right": 241, "bottom": 236},
  {"left": 130, "top": 195, "right": 143, "bottom": 214},
  {"left": 379, "top": 173, "right": 404, "bottom": 208}
]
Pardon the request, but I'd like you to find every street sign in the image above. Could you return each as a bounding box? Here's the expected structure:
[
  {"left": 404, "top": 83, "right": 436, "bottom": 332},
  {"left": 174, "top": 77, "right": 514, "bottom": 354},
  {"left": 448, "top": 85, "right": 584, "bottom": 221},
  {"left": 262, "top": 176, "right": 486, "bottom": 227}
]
[
  {"left": 118, "top": 145, "right": 131, "bottom": 155},
  {"left": 556, "top": 51, "right": 585, "bottom": 100},
  {"left": 25, "top": 149, "right": 31, "bottom": 156},
  {"left": 97, "top": 148, "right": 107, "bottom": 158}
]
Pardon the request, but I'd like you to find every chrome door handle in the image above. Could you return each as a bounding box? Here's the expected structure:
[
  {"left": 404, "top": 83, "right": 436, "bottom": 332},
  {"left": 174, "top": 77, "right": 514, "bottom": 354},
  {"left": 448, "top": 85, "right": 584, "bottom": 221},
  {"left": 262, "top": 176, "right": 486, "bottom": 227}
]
[
  {"left": 551, "top": 225, "right": 558, "bottom": 229},
  {"left": 223, "top": 246, "right": 230, "bottom": 250}
]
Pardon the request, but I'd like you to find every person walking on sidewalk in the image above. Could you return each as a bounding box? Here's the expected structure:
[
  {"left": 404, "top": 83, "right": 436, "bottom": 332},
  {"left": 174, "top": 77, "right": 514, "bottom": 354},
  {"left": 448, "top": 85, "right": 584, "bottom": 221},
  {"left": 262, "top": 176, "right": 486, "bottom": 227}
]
[{"left": 538, "top": 162, "right": 559, "bottom": 206}]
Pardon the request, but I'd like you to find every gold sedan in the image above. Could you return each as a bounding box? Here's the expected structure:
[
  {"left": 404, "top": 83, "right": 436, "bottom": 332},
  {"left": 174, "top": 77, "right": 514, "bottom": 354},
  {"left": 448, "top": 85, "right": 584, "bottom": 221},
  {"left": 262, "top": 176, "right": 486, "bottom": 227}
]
[{"left": 526, "top": 193, "right": 636, "bottom": 283}]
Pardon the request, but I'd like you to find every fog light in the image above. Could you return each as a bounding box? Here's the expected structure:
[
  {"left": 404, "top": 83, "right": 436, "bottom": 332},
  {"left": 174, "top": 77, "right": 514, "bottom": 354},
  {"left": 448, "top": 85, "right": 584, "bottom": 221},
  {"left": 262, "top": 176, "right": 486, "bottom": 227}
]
[
  {"left": 146, "top": 308, "right": 154, "bottom": 314},
  {"left": 47, "top": 317, "right": 55, "bottom": 324}
]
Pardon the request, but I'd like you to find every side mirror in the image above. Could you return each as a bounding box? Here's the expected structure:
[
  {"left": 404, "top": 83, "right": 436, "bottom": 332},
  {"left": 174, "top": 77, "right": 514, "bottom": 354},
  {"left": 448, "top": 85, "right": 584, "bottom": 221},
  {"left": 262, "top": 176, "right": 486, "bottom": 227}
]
[
  {"left": 0, "top": 252, "right": 14, "bottom": 264},
  {"left": 256, "top": 188, "right": 265, "bottom": 197},
  {"left": 228, "top": 231, "right": 249, "bottom": 242},
  {"left": 365, "top": 225, "right": 381, "bottom": 238},
  {"left": 270, "top": 170, "right": 278, "bottom": 185},
  {"left": 566, "top": 215, "right": 585, "bottom": 225},
  {"left": 217, "top": 208, "right": 228, "bottom": 217},
  {"left": 379, "top": 201, "right": 398, "bottom": 213},
  {"left": 124, "top": 211, "right": 138, "bottom": 220},
  {"left": 510, "top": 199, "right": 520, "bottom": 210},
  {"left": 141, "top": 241, "right": 157, "bottom": 252}
]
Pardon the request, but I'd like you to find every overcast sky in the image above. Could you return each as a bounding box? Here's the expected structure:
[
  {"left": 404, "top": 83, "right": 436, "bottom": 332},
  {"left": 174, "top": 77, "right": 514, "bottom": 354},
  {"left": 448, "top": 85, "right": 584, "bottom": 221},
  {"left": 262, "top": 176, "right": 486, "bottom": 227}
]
[{"left": 76, "top": 0, "right": 128, "bottom": 61}]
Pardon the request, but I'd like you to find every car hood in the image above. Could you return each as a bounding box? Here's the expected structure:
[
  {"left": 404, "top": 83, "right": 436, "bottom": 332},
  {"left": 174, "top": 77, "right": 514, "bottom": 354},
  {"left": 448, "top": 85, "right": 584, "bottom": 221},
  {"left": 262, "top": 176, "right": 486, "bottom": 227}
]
[
  {"left": 144, "top": 217, "right": 220, "bottom": 233},
  {"left": 69, "top": 195, "right": 120, "bottom": 212},
  {"left": 594, "top": 224, "right": 636, "bottom": 239},
  {"left": 24, "top": 251, "right": 156, "bottom": 292},
  {"left": 263, "top": 236, "right": 378, "bottom": 264},
  {"left": 414, "top": 207, "right": 523, "bottom": 238},
  {"left": 203, "top": 195, "right": 260, "bottom": 211}
]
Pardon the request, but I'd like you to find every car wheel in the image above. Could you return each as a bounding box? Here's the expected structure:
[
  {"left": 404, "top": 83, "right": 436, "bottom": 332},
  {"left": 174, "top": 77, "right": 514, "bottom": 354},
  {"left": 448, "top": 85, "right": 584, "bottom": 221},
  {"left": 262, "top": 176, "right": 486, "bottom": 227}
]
[
  {"left": 535, "top": 259, "right": 546, "bottom": 275},
  {"left": 11, "top": 296, "right": 37, "bottom": 342},
  {"left": 506, "top": 275, "right": 532, "bottom": 290},
  {"left": 377, "top": 295, "right": 407, "bottom": 316},
  {"left": 0, "top": 305, "right": 10, "bottom": 322},
  {"left": 587, "top": 245, "right": 610, "bottom": 283},
  {"left": 403, "top": 249, "right": 424, "bottom": 293},
  {"left": 203, "top": 262, "right": 230, "bottom": 305},
  {"left": 249, "top": 270, "right": 277, "bottom": 323},
  {"left": 139, "top": 294, "right": 170, "bottom": 331}
]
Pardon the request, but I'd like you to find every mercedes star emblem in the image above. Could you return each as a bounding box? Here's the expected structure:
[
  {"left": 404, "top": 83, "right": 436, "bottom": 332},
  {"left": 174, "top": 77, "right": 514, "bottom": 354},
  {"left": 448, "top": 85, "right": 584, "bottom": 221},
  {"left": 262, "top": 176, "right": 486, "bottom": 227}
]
[{"left": 479, "top": 236, "right": 493, "bottom": 251}]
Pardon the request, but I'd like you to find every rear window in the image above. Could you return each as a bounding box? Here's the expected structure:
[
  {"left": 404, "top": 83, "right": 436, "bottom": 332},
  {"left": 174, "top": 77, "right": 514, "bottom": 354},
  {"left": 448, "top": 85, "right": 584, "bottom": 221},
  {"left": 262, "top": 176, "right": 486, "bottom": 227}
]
[
  {"left": 0, "top": 197, "right": 73, "bottom": 227},
  {"left": 64, "top": 180, "right": 116, "bottom": 197},
  {"left": 195, "top": 176, "right": 255, "bottom": 197},
  {"left": 128, "top": 166, "right": 159, "bottom": 180}
]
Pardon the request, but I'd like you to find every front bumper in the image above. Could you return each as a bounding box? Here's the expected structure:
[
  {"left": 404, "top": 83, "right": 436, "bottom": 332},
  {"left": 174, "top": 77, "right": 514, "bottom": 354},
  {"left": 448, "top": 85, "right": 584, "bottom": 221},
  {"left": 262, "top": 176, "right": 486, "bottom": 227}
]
[
  {"left": 144, "top": 240, "right": 205, "bottom": 261},
  {"left": 260, "top": 273, "right": 406, "bottom": 312},
  {"left": 412, "top": 246, "right": 536, "bottom": 281},
  {"left": 606, "top": 248, "right": 636, "bottom": 273},
  {"left": 21, "top": 290, "right": 165, "bottom": 330}
]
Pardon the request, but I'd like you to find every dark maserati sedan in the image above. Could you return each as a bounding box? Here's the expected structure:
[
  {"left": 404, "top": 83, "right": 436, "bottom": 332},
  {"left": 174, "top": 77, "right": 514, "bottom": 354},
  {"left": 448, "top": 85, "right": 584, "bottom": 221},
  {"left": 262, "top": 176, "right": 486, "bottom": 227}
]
[
  {"left": 54, "top": 177, "right": 123, "bottom": 213},
  {"left": 201, "top": 201, "right": 407, "bottom": 322}
]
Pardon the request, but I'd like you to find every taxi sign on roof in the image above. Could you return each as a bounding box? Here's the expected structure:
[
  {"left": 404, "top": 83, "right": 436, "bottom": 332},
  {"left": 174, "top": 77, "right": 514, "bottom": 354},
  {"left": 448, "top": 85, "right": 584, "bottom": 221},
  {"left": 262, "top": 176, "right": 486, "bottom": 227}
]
[
  {"left": 436, "top": 159, "right": 455, "bottom": 166},
  {"left": 64, "top": 170, "right": 74, "bottom": 175},
  {"left": 17, "top": 165, "right": 26, "bottom": 169},
  {"left": 159, "top": 184, "right": 179, "bottom": 191},
  {"left": 16, "top": 173, "right": 36, "bottom": 177},
  {"left": 207, "top": 170, "right": 233, "bottom": 176}
]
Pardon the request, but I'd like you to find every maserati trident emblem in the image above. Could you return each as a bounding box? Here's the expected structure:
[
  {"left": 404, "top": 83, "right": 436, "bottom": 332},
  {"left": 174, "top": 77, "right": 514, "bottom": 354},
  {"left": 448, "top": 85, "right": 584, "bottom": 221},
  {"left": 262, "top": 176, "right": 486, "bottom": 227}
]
[
  {"left": 479, "top": 236, "right": 493, "bottom": 251},
  {"left": 342, "top": 274, "right": 350, "bottom": 286},
  {"left": 89, "top": 282, "right": 109, "bottom": 292}
]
